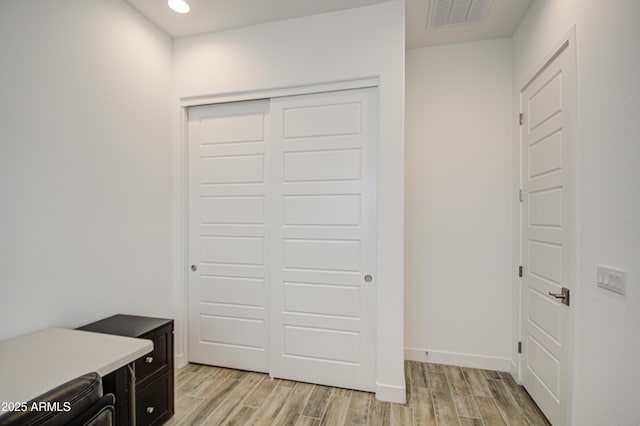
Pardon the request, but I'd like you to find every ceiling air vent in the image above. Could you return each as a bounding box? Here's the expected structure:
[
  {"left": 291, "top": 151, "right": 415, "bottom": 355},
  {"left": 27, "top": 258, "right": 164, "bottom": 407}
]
[{"left": 428, "top": 0, "right": 492, "bottom": 28}]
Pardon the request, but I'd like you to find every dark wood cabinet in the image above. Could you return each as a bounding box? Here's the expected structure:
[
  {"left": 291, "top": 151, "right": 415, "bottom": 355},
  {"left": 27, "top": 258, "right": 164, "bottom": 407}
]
[{"left": 78, "top": 314, "right": 175, "bottom": 425}]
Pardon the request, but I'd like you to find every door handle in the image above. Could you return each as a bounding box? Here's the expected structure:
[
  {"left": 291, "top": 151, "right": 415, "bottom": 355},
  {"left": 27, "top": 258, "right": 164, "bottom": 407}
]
[
  {"left": 548, "top": 287, "right": 570, "bottom": 306},
  {"left": 364, "top": 274, "right": 373, "bottom": 283},
  {"left": 191, "top": 264, "right": 198, "bottom": 272}
]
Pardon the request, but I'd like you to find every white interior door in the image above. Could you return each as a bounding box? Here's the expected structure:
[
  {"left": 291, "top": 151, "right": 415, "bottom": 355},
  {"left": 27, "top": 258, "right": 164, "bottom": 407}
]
[
  {"left": 269, "top": 89, "right": 377, "bottom": 391},
  {"left": 520, "top": 39, "right": 575, "bottom": 426},
  {"left": 188, "top": 100, "right": 270, "bottom": 372}
]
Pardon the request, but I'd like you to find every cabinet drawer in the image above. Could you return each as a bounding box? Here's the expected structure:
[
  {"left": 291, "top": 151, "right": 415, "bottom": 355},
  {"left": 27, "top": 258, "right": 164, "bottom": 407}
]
[
  {"left": 136, "top": 328, "right": 169, "bottom": 383},
  {"left": 136, "top": 370, "right": 172, "bottom": 426}
]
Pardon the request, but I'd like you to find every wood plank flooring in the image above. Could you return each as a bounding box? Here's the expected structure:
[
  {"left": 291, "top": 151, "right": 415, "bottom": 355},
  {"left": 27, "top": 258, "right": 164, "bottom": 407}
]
[{"left": 166, "top": 361, "right": 550, "bottom": 426}]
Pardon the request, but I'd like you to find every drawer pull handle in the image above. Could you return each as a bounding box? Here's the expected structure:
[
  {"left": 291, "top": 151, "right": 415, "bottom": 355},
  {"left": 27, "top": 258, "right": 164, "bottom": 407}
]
[
  {"left": 145, "top": 356, "right": 154, "bottom": 364},
  {"left": 146, "top": 406, "right": 154, "bottom": 414}
]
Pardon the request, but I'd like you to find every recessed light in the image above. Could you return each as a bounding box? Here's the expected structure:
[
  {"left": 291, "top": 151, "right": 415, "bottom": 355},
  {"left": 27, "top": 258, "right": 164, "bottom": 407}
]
[{"left": 168, "top": 0, "right": 190, "bottom": 14}]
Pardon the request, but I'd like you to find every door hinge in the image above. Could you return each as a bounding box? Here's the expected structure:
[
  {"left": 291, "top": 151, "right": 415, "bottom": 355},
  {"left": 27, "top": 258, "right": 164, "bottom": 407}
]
[
  {"left": 519, "top": 189, "right": 524, "bottom": 202},
  {"left": 519, "top": 113, "right": 524, "bottom": 126},
  {"left": 519, "top": 266, "right": 523, "bottom": 277},
  {"left": 518, "top": 341, "right": 522, "bottom": 354}
]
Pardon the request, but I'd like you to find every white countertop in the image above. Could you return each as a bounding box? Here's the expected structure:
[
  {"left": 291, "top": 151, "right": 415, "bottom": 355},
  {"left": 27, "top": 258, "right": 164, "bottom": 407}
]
[{"left": 0, "top": 327, "right": 153, "bottom": 404}]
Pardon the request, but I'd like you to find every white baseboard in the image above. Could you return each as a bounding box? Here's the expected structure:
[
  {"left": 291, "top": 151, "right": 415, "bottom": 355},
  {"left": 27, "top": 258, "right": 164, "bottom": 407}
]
[
  {"left": 405, "top": 347, "right": 512, "bottom": 372},
  {"left": 376, "top": 381, "right": 406, "bottom": 404},
  {"left": 174, "top": 352, "right": 188, "bottom": 369},
  {"left": 509, "top": 359, "right": 520, "bottom": 383}
]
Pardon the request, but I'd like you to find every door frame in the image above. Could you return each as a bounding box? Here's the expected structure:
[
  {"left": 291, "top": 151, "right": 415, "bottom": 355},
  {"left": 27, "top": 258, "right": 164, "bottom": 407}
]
[
  {"left": 516, "top": 26, "right": 577, "bottom": 426},
  {"left": 173, "top": 78, "right": 379, "bottom": 370}
]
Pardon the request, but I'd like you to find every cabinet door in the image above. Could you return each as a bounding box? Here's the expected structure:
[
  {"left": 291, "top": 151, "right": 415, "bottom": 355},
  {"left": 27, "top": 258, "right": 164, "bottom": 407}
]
[
  {"left": 135, "top": 326, "right": 170, "bottom": 385},
  {"left": 136, "top": 370, "right": 172, "bottom": 426}
]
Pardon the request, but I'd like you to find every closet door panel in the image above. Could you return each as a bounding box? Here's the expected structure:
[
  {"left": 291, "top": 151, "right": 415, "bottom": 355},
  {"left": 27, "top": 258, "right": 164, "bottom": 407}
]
[
  {"left": 269, "top": 89, "right": 377, "bottom": 392},
  {"left": 187, "top": 100, "right": 270, "bottom": 372}
]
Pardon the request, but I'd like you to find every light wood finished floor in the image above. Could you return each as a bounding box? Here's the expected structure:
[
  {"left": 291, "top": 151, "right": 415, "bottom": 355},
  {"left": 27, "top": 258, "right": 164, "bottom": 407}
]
[{"left": 166, "top": 361, "right": 550, "bottom": 426}]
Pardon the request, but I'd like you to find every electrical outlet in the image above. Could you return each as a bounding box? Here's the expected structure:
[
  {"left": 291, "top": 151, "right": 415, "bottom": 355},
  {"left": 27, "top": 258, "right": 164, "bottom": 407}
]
[{"left": 597, "top": 265, "right": 627, "bottom": 296}]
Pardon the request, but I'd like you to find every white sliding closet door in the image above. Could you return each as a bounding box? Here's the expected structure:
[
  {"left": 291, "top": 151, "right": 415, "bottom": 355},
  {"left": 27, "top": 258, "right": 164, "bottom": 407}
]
[
  {"left": 188, "top": 100, "right": 270, "bottom": 372},
  {"left": 186, "top": 88, "right": 377, "bottom": 391},
  {"left": 269, "top": 89, "right": 377, "bottom": 391}
]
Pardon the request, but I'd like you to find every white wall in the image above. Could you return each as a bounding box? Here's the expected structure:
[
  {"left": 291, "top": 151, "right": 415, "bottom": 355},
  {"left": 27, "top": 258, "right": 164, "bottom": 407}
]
[
  {"left": 172, "top": 1, "right": 406, "bottom": 402},
  {"left": 0, "top": 0, "right": 174, "bottom": 340},
  {"left": 405, "top": 39, "right": 513, "bottom": 371},
  {"left": 513, "top": 1, "right": 640, "bottom": 424}
]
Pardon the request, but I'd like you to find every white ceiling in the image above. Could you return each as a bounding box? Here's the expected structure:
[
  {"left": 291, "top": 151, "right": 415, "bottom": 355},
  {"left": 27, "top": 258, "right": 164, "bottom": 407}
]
[
  {"left": 406, "top": 0, "right": 532, "bottom": 48},
  {"left": 124, "top": 0, "right": 533, "bottom": 48}
]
